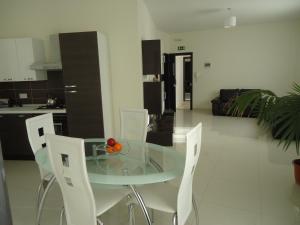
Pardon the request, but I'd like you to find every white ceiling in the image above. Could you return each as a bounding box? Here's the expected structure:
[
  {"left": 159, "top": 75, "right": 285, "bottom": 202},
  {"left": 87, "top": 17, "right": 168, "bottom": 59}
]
[{"left": 144, "top": 0, "right": 300, "bottom": 33}]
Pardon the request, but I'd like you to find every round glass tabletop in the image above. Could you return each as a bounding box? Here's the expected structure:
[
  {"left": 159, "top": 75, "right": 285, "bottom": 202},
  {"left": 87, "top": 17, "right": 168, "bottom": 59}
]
[{"left": 35, "top": 139, "right": 185, "bottom": 185}]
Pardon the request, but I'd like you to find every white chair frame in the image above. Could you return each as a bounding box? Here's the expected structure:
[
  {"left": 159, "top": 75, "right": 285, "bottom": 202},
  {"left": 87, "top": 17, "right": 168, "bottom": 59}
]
[
  {"left": 25, "top": 113, "right": 56, "bottom": 225},
  {"left": 46, "top": 134, "right": 130, "bottom": 225},
  {"left": 129, "top": 123, "right": 202, "bottom": 225},
  {"left": 120, "top": 108, "right": 149, "bottom": 142}
]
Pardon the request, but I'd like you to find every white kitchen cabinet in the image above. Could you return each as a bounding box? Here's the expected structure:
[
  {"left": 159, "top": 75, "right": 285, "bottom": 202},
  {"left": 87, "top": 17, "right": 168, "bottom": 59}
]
[
  {"left": 0, "top": 38, "right": 46, "bottom": 82},
  {"left": 0, "top": 39, "right": 18, "bottom": 82},
  {"left": 15, "top": 38, "right": 46, "bottom": 81}
]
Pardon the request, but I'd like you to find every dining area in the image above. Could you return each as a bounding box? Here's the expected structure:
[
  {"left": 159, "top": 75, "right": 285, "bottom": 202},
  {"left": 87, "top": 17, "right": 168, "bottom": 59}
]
[{"left": 21, "top": 109, "right": 202, "bottom": 225}]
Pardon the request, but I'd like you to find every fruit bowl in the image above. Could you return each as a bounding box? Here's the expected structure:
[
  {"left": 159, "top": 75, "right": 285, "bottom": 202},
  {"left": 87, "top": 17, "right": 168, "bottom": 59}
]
[{"left": 106, "top": 138, "right": 123, "bottom": 154}]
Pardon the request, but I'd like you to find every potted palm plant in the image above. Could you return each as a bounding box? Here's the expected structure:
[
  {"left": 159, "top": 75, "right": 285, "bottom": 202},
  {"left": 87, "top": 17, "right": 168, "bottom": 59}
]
[{"left": 228, "top": 83, "right": 300, "bottom": 184}]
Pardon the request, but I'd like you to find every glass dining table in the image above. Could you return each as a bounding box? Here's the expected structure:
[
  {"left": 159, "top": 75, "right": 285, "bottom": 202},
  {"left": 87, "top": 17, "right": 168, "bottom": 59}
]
[{"left": 35, "top": 138, "right": 185, "bottom": 225}]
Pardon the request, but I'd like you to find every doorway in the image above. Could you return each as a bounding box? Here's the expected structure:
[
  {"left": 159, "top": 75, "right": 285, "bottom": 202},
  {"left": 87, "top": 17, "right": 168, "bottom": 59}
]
[{"left": 163, "top": 52, "right": 193, "bottom": 112}]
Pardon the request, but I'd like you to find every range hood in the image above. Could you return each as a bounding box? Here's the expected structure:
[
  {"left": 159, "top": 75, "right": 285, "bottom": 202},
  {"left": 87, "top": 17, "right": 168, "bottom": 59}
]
[
  {"left": 30, "top": 62, "right": 62, "bottom": 71},
  {"left": 31, "top": 34, "right": 62, "bottom": 71}
]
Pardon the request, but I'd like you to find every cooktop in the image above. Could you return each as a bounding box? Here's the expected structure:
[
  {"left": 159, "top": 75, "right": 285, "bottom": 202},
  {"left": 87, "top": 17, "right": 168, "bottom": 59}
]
[{"left": 36, "top": 105, "right": 66, "bottom": 110}]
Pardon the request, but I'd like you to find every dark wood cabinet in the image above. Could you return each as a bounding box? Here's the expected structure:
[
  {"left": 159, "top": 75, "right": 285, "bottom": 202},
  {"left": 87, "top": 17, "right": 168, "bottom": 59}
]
[
  {"left": 143, "top": 82, "right": 164, "bottom": 115},
  {"left": 0, "top": 114, "right": 34, "bottom": 160},
  {"left": 142, "top": 40, "right": 161, "bottom": 75},
  {"left": 144, "top": 82, "right": 174, "bottom": 146},
  {"left": 0, "top": 113, "right": 68, "bottom": 160},
  {"left": 59, "top": 31, "right": 111, "bottom": 139}
]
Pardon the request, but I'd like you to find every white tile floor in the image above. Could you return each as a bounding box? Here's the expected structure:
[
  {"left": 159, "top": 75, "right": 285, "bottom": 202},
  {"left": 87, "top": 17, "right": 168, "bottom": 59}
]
[{"left": 4, "top": 109, "right": 300, "bottom": 225}]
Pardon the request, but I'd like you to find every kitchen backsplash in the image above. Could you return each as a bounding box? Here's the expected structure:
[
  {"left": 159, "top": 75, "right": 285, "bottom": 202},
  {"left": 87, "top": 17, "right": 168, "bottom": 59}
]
[{"left": 0, "top": 70, "right": 64, "bottom": 104}]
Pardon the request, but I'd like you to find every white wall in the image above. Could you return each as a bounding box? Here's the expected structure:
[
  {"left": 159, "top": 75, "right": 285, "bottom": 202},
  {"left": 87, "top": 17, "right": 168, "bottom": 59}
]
[
  {"left": 137, "top": 0, "right": 171, "bottom": 76},
  {"left": 0, "top": 0, "right": 143, "bottom": 136},
  {"left": 170, "top": 20, "right": 300, "bottom": 109}
]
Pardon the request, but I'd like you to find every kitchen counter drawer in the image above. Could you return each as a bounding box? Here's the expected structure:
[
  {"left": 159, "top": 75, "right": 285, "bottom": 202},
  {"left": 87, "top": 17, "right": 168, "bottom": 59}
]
[{"left": 0, "top": 106, "right": 66, "bottom": 114}]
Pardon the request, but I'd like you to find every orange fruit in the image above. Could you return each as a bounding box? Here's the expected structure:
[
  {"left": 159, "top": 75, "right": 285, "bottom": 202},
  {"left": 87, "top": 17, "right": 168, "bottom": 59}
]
[
  {"left": 106, "top": 146, "right": 114, "bottom": 153},
  {"left": 113, "top": 143, "right": 122, "bottom": 152}
]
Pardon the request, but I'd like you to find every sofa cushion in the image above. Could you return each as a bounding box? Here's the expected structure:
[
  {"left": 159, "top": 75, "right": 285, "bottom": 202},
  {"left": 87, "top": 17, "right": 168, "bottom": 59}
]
[
  {"left": 239, "top": 89, "right": 257, "bottom": 95},
  {"left": 220, "top": 89, "right": 239, "bottom": 102}
]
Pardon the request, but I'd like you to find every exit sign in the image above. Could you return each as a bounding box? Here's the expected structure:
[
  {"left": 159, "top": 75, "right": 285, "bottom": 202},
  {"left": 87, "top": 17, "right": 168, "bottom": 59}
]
[{"left": 177, "top": 46, "right": 185, "bottom": 51}]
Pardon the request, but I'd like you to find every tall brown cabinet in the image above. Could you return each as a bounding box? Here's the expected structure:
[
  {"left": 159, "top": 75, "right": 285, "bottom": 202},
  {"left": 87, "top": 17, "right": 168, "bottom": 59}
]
[
  {"left": 59, "top": 31, "right": 113, "bottom": 139},
  {"left": 142, "top": 40, "right": 161, "bottom": 75}
]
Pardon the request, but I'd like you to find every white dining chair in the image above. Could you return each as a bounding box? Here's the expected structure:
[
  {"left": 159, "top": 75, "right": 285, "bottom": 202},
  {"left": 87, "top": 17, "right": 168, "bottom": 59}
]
[
  {"left": 120, "top": 108, "right": 149, "bottom": 142},
  {"left": 25, "top": 113, "right": 56, "bottom": 213},
  {"left": 129, "top": 123, "right": 202, "bottom": 225},
  {"left": 45, "top": 134, "right": 130, "bottom": 225}
]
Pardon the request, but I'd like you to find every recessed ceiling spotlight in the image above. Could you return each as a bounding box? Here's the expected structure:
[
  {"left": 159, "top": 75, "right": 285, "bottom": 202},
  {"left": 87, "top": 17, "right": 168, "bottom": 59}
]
[
  {"left": 224, "top": 8, "right": 237, "bottom": 28},
  {"left": 173, "top": 38, "right": 183, "bottom": 42}
]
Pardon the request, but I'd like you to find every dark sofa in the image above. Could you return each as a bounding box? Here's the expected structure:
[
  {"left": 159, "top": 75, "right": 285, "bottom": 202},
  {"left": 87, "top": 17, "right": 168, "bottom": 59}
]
[{"left": 211, "top": 89, "right": 257, "bottom": 117}]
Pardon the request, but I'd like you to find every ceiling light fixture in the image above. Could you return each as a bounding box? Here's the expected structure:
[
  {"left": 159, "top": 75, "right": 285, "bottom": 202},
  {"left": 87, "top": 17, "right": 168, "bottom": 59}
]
[{"left": 224, "top": 8, "right": 237, "bottom": 28}]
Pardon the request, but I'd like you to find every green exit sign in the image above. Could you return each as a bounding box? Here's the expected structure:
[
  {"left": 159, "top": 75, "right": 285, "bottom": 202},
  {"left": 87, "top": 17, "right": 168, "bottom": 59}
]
[{"left": 177, "top": 46, "right": 185, "bottom": 51}]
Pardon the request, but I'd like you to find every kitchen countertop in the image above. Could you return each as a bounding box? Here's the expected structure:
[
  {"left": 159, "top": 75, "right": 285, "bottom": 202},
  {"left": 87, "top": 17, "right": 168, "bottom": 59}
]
[{"left": 0, "top": 104, "right": 66, "bottom": 114}]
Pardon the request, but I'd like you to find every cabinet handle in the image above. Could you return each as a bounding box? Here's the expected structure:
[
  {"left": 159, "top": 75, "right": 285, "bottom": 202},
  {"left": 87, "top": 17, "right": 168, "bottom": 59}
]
[
  {"left": 18, "top": 115, "right": 25, "bottom": 118},
  {"left": 65, "top": 85, "right": 77, "bottom": 88},
  {"left": 64, "top": 90, "right": 77, "bottom": 94}
]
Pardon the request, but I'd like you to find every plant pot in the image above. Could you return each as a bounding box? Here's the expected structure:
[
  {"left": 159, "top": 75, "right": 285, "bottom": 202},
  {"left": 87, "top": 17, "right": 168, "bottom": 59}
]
[{"left": 293, "top": 159, "right": 300, "bottom": 185}]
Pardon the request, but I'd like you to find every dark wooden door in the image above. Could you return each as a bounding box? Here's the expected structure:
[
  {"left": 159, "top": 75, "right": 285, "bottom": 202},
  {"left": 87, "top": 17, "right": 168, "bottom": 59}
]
[
  {"left": 183, "top": 56, "right": 193, "bottom": 110},
  {"left": 59, "top": 31, "right": 104, "bottom": 138},
  {"left": 142, "top": 40, "right": 161, "bottom": 75},
  {"left": 163, "top": 53, "right": 176, "bottom": 111}
]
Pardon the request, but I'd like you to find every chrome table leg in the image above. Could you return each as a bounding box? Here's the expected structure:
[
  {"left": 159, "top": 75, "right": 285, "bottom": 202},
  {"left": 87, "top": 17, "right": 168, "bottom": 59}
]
[{"left": 129, "top": 185, "right": 152, "bottom": 225}]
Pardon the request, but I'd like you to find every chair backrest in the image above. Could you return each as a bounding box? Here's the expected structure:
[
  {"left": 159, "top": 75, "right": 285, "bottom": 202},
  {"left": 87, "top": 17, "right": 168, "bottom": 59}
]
[
  {"left": 177, "top": 123, "right": 202, "bottom": 225},
  {"left": 26, "top": 113, "right": 55, "bottom": 178},
  {"left": 46, "top": 134, "right": 97, "bottom": 225},
  {"left": 120, "top": 108, "right": 149, "bottom": 142}
]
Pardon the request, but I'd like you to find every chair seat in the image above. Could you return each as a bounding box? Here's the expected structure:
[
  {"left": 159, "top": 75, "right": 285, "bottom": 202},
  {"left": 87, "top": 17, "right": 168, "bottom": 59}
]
[
  {"left": 137, "top": 182, "right": 178, "bottom": 213},
  {"left": 92, "top": 184, "right": 130, "bottom": 215}
]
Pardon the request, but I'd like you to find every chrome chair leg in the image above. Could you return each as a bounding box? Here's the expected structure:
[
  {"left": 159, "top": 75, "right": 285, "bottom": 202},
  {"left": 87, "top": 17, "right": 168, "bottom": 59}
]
[
  {"left": 59, "top": 207, "right": 65, "bottom": 225},
  {"left": 36, "top": 175, "right": 56, "bottom": 225},
  {"left": 128, "top": 203, "right": 136, "bottom": 225},
  {"left": 192, "top": 194, "right": 199, "bottom": 225},
  {"left": 97, "top": 218, "right": 104, "bottom": 225},
  {"left": 36, "top": 181, "right": 44, "bottom": 213},
  {"left": 172, "top": 213, "right": 178, "bottom": 225}
]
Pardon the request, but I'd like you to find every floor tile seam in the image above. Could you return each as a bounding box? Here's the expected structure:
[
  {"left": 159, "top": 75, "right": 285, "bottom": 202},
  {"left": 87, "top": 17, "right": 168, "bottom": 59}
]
[
  {"left": 200, "top": 201, "right": 261, "bottom": 215},
  {"left": 201, "top": 199, "right": 261, "bottom": 215},
  {"left": 198, "top": 157, "right": 218, "bottom": 202},
  {"left": 210, "top": 176, "right": 260, "bottom": 190}
]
